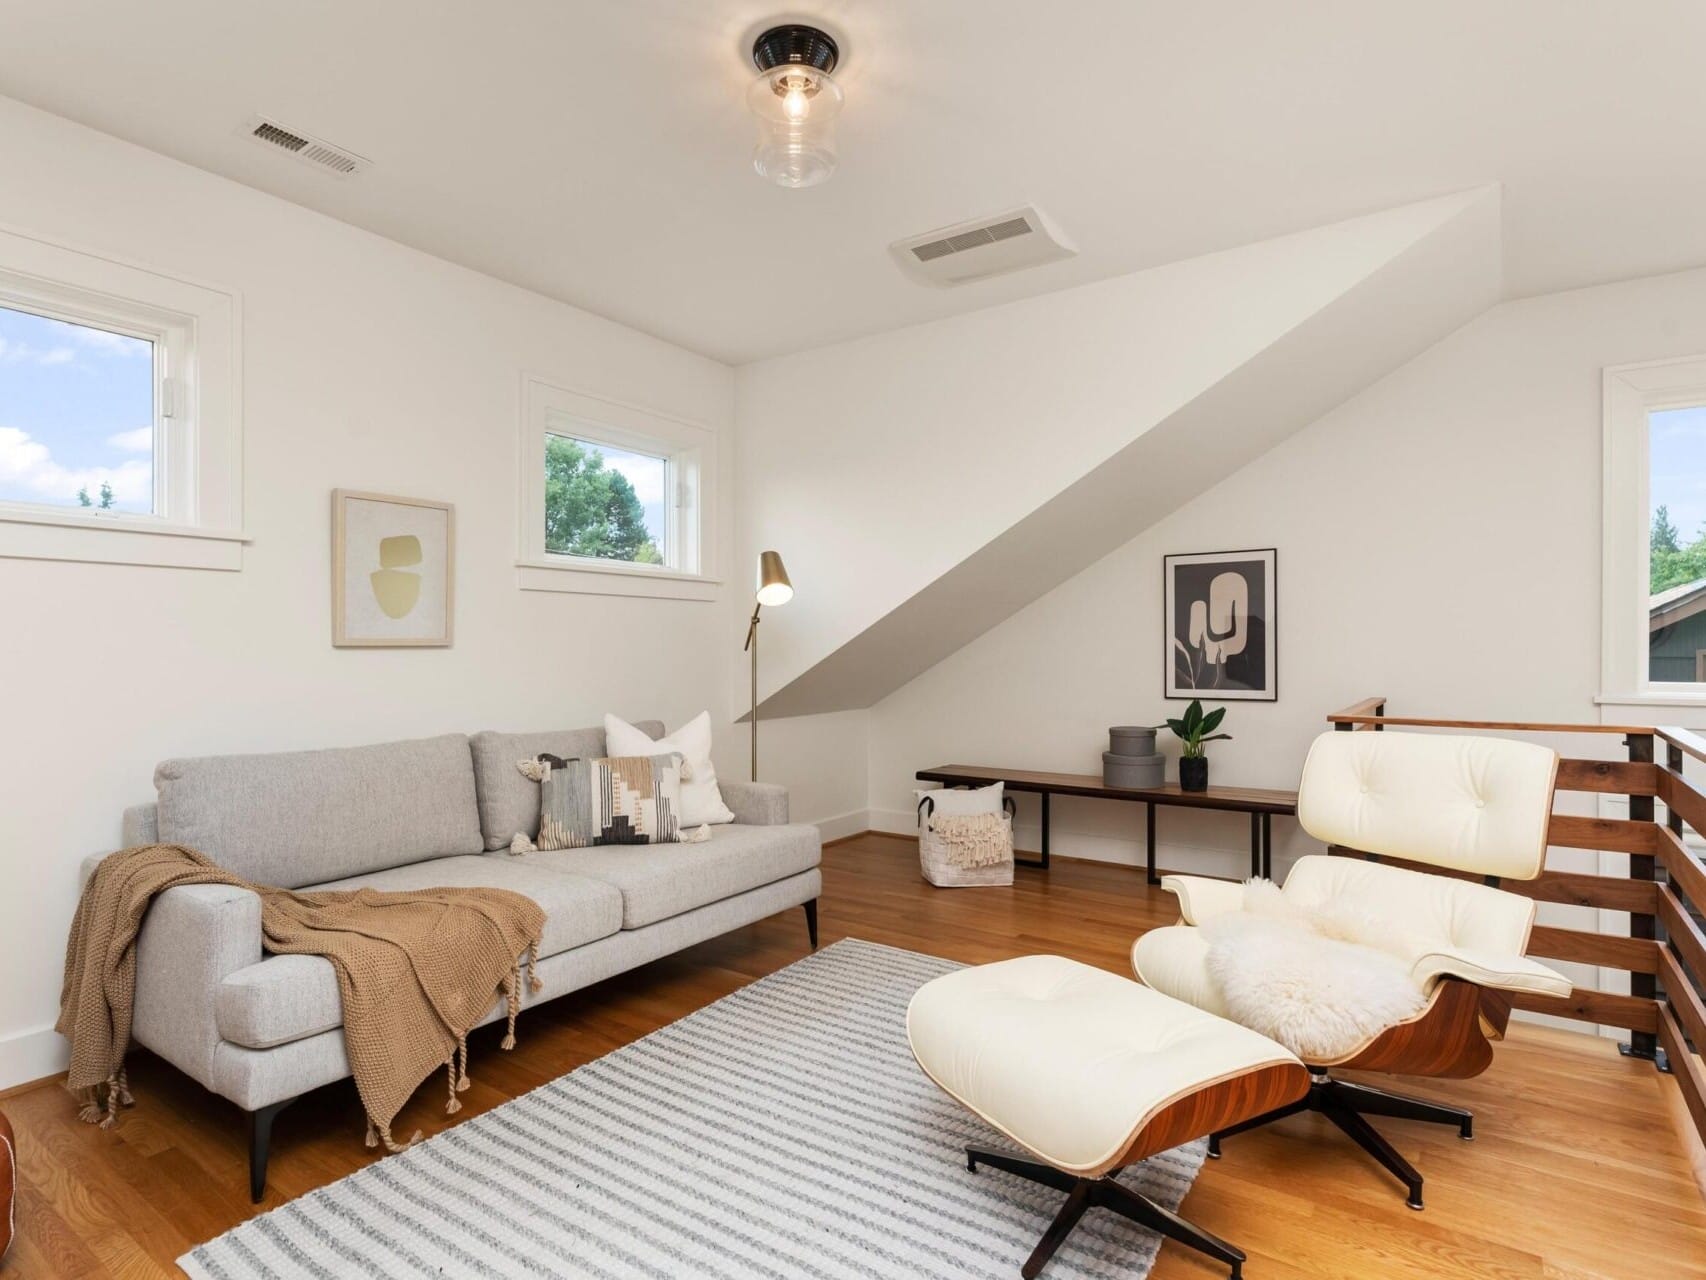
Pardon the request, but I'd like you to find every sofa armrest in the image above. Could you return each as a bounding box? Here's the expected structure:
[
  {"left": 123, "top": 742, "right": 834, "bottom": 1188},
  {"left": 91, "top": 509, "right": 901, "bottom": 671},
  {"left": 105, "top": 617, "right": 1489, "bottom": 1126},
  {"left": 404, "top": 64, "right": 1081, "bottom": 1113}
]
[
  {"left": 719, "top": 780, "right": 789, "bottom": 826},
  {"left": 1410, "top": 946, "right": 1573, "bottom": 999},
  {"left": 130, "top": 883, "right": 264, "bottom": 1090},
  {"left": 1159, "top": 874, "right": 1246, "bottom": 925}
]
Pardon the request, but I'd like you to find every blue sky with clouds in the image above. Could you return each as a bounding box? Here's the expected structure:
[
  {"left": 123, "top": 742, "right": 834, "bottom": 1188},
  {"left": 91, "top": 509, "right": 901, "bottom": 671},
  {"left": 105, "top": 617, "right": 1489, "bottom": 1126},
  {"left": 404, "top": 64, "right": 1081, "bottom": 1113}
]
[
  {"left": 1651, "top": 405, "right": 1706, "bottom": 546},
  {"left": 0, "top": 304, "right": 154, "bottom": 512}
]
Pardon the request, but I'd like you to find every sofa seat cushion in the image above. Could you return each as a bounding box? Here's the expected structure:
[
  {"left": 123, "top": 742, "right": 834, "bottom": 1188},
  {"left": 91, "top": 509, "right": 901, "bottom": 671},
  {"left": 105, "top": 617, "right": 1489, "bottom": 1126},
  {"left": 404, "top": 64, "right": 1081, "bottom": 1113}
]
[
  {"left": 214, "top": 856, "right": 622, "bottom": 1050},
  {"left": 526, "top": 822, "right": 820, "bottom": 929}
]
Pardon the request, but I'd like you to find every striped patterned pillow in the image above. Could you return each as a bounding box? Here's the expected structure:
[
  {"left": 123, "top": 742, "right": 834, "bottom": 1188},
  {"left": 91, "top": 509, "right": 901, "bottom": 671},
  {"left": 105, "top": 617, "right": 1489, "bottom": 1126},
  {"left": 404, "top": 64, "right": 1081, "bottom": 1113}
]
[{"left": 528, "top": 753, "right": 684, "bottom": 849}]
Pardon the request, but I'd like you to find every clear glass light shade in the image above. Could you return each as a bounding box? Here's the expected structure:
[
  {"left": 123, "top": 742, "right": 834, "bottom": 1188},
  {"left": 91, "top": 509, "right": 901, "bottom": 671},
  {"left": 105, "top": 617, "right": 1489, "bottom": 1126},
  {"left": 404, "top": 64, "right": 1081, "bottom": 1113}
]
[{"left": 747, "top": 66, "right": 843, "bottom": 188}]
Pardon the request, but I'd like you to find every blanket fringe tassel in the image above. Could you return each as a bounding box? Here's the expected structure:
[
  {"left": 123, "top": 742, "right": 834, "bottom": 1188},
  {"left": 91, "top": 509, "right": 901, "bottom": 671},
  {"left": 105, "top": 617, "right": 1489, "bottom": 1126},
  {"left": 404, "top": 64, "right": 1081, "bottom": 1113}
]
[{"left": 73, "top": 1066, "right": 134, "bottom": 1129}]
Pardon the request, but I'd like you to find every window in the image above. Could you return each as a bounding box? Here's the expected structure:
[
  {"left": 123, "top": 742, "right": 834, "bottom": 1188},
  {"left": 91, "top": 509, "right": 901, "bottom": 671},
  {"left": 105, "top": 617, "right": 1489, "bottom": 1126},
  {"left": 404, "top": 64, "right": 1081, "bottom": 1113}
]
[
  {"left": 1648, "top": 406, "right": 1706, "bottom": 686},
  {"left": 1602, "top": 356, "right": 1706, "bottom": 701},
  {"left": 518, "top": 376, "right": 718, "bottom": 600},
  {"left": 0, "top": 303, "right": 157, "bottom": 515},
  {"left": 0, "top": 224, "right": 242, "bottom": 569},
  {"left": 544, "top": 435, "right": 669, "bottom": 565}
]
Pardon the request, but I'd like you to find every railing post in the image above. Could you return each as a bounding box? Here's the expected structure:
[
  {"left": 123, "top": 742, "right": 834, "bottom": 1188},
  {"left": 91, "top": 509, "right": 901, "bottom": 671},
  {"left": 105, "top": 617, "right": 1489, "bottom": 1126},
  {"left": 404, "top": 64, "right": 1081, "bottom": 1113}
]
[{"left": 1622, "top": 732, "right": 1662, "bottom": 1066}]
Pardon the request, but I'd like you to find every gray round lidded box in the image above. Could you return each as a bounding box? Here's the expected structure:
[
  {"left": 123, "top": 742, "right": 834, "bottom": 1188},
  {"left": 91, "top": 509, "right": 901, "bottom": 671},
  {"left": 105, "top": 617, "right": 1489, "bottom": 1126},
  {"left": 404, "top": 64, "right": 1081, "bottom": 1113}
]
[{"left": 1104, "top": 725, "right": 1164, "bottom": 789}]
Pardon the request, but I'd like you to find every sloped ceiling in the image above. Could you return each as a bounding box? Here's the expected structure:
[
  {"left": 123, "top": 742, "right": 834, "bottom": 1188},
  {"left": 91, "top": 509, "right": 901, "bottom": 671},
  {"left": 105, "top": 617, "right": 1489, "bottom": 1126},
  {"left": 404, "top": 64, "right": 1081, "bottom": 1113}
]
[
  {"left": 743, "top": 188, "right": 1502, "bottom": 719},
  {"left": 0, "top": 3, "right": 1703, "bottom": 360}
]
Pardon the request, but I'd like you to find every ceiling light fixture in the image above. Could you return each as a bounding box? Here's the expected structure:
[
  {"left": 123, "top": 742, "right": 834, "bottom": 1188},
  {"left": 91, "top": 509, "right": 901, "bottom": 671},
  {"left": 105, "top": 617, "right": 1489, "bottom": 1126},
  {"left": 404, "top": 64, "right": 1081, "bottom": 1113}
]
[{"left": 747, "top": 24, "right": 843, "bottom": 189}]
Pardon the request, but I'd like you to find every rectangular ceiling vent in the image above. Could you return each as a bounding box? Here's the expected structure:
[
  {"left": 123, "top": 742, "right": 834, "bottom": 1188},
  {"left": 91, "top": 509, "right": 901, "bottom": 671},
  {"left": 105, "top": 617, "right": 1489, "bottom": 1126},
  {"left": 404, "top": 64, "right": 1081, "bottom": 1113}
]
[
  {"left": 891, "top": 206, "right": 1076, "bottom": 286},
  {"left": 243, "top": 115, "right": 368, "bottom": 178}
]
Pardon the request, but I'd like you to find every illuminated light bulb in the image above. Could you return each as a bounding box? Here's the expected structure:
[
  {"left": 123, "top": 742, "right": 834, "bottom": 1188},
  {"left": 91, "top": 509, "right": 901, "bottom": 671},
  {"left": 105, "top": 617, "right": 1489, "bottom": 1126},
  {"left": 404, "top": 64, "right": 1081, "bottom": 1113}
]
[{"left": 746, "top": 24, "right": 843, "bottom": 188}]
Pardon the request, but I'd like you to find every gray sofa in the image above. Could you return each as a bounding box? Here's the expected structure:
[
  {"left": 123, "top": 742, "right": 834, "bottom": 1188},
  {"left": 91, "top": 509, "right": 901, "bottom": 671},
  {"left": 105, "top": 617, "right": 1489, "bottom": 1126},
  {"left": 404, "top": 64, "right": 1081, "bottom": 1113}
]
[{"left": 86, "top": 721, "right": 821, "bottom": 1201}]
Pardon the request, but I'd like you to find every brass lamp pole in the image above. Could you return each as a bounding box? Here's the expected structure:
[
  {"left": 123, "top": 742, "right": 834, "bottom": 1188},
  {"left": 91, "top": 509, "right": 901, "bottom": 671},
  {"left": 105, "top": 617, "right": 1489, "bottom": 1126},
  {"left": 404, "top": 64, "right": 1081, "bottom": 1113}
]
[{"left": 745, "top": 550, "right": 793, "bottom": 780}]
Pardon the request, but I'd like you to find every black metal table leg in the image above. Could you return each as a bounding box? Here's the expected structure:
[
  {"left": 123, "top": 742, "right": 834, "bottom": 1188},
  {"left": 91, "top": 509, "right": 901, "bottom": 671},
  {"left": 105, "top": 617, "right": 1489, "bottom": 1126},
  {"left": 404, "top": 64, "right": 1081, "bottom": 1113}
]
[
  {"left": 1145, "top": 802, "right": 1158, "bottom": 884},
  {"left": 1249, "top": 813, "right": 1260, "bottom": 879},
  {"left": 1040, "top": 791, "right": 1051, "bottom": 869},
  {"left": 1261, "top": 811, "right": 1273, "bottom": 879}
]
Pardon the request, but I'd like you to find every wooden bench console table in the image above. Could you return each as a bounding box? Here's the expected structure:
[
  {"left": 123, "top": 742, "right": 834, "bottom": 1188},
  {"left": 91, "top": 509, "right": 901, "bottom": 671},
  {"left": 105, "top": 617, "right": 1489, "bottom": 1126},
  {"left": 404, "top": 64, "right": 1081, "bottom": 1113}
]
[{"left": 915, "top": 765, "right": 1299, "bottom": 883}]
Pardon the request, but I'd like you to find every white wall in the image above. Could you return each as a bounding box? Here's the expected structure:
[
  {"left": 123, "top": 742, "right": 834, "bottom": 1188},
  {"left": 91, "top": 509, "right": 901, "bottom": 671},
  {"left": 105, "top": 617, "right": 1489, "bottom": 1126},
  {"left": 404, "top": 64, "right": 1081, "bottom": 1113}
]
[
  {"left": 732, "top": 193, "right": 1496, "bottom": 713},
  {"left": 0, "top": 98, "right": 740, "bottom": 1088},
  {"left": 866, "top": 266, "right": 1706, "bottom": 862}
]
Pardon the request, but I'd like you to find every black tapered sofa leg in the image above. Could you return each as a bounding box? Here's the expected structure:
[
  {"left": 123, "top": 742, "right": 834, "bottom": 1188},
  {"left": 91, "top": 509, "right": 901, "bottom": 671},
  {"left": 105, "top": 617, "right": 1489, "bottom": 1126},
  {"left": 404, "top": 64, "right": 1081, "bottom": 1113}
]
[
  {"left": 248, "top": 1097, "right": 295, "bottom": 1203},
  {"left": 803, "top": 898, "right": 819, "bottom": 950}
]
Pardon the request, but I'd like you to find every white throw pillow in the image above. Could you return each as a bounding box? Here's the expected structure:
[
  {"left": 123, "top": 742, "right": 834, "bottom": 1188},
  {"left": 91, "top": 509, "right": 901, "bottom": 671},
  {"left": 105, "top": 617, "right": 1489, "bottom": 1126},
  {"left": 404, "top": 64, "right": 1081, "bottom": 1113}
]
[
  {"left": 914, "top": 781, "right": 1004, "bottom": 820},
  {"left": 605, "top": 712, "right": 735, "bottom": 828}
]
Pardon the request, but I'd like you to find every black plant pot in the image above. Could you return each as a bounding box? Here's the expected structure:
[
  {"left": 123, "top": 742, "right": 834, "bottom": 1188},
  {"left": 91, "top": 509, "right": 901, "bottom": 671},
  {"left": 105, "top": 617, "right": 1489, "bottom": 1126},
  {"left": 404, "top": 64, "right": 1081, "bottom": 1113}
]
[{"left": 1179, "top": 756, "right": 1209, "bottom": 792}]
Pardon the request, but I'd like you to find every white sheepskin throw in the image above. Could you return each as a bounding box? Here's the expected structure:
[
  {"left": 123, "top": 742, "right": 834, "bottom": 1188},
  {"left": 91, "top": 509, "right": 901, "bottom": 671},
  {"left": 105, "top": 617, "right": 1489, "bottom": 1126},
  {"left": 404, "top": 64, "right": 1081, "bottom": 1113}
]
[{"left": 1199, "top": 879, "right": 1427, "bottom": 1061}]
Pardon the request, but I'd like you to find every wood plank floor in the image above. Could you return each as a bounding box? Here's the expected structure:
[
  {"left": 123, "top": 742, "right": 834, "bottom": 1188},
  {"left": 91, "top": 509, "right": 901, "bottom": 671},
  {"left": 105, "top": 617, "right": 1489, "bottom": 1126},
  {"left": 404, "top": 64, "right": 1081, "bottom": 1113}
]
[{"left": 5, "top": 832, "right": 1704, "bottom": 1278}]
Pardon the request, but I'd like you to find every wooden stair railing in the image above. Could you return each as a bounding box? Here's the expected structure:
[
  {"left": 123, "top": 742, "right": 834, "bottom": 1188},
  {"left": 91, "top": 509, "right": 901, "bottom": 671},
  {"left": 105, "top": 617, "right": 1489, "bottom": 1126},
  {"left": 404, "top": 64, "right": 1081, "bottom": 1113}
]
[{"left": 1324, "top": 699, "right": 1706, "bottom": 1151}]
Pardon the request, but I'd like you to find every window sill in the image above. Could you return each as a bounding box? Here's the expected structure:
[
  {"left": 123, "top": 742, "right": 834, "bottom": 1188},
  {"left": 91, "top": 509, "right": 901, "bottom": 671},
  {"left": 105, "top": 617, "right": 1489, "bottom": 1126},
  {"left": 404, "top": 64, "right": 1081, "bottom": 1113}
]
[
  {"left": 515, "top": 557, "right": 721, "bottom": 601},
  {"left": 0, "top": 508, "right": 248, "bottom": 570},
  {"left": 1595, "top": 691, "right": 1706, "bottom": 710}
]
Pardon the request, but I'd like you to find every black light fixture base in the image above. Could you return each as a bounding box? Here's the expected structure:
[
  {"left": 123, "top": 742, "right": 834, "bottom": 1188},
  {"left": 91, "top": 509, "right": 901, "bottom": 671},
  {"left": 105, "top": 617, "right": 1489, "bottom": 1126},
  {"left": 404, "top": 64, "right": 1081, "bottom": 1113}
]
[{"left": 752, "top": 24, "right": 839, "bottom": 74}]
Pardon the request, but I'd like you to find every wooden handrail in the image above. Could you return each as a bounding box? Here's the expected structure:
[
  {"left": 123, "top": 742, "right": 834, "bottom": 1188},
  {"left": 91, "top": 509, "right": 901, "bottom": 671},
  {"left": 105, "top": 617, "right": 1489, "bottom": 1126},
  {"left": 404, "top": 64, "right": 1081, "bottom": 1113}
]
[
  {"left": 1326, "top": 712, "right": 1650, "bottom": 734},
  {"left": 1658, "top": 725, "right": 1706, "bottom": 768},
  {"left": 1324, "top": 697, "right": 1706, "bottom": 1156}
]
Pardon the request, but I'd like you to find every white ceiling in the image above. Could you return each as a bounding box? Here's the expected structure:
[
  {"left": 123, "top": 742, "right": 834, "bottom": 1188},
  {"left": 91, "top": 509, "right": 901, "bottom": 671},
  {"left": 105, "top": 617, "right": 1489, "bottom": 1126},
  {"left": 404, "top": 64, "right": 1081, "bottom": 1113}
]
[{"left": 3, "top": 1, "right": 1705, "bottom": 363}]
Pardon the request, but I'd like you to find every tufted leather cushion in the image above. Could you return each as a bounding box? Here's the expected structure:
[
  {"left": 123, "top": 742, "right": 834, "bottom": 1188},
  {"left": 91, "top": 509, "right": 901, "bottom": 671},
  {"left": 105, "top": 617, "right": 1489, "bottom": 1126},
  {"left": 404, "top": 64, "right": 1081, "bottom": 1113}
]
[
  {"left": 907, "top": 955, "right": 1300, "bottom": 1175},
  {"left": 0, "top": 1108, "right": 13, "bottom": 1266},
  {"left": 1298, "top": 730, "right": 1558, "bottom": 880}
]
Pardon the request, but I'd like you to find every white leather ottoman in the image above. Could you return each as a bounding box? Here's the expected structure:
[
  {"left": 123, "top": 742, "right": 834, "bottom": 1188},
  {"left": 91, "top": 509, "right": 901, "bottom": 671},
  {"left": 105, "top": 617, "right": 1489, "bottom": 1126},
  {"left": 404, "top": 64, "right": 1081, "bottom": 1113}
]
[{"left": 907, "top": 954, "right": 1306, "bottom": 1279}]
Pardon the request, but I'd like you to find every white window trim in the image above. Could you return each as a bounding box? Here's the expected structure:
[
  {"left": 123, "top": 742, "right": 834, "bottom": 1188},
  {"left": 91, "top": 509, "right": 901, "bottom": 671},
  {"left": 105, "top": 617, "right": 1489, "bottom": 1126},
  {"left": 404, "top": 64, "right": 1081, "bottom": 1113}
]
[
  {"left": 1599, "top": 353, "right": 1706, "bottom": 706},
  {"left": 0, "top": 221, "right": 245, "bottom": 571},
  {"left": 516, "top": 375, "right": 720, "bottom": 601}
]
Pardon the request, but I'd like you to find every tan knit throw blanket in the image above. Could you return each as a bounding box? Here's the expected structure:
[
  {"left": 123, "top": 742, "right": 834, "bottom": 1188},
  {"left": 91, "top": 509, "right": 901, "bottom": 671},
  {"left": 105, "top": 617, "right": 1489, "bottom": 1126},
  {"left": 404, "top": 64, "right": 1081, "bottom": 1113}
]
[
  {"left": 58, "top": 844, "right": 546, "bottom": 1153},
  {"left": 933, "top": 813, "right": 1010, "bottom": 868}
]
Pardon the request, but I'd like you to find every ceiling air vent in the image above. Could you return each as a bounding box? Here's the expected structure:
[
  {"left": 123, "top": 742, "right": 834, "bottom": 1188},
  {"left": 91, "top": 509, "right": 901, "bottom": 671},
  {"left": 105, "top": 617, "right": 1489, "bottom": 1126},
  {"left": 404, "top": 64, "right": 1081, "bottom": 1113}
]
[
  {"left": 243, "top": 115, "right": 368, "bottom": 178},
  {"left": 891, "top": 206, "right": 1076, "bottom": 286}
]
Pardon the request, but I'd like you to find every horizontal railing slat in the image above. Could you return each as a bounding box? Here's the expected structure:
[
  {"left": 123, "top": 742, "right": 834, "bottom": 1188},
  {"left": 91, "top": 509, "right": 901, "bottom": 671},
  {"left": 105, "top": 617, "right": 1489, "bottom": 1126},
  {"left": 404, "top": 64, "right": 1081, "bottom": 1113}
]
[
  {"left": 1522, "top": 868, "right": 1659, "bottom": 914},
  {"left": 1654, "top": 823, "right": 1706, "bottom": 912},
  {"left": 1527, "top": 924, "right": 1657, "bottom": 974},
  {"left": 1511, "top": 988, "right": 1658, "bottom": 1033},
  {"left": 1329, "top": 847, "right": 1660, "bottom": 913},
  {"left": 1556, "top": 759, "right": 1659, "bottom": 796},
  {"left": 1546, "top": 813, "right": 1655, "bottom": 855},
  {"left": 1657, "top": 1002, "right": 1706, "bottom": 1144},
  {"left": 1658, "top": 766, "right": 1706, "bottom": 839},
  {"left": 1658, "top": 886, "right": 1706, "bottom": 985},
  {"left": 1658, "top": 949, "right": 1706, "bottom": 1071}
]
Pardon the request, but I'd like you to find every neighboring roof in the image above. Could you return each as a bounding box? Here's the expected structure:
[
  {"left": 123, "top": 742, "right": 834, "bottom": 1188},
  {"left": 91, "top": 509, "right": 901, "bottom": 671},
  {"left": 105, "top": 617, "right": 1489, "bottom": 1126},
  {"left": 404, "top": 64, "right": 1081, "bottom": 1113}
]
[{"left": 1651, "top": 576, "right": 1706, "bottom": 630}]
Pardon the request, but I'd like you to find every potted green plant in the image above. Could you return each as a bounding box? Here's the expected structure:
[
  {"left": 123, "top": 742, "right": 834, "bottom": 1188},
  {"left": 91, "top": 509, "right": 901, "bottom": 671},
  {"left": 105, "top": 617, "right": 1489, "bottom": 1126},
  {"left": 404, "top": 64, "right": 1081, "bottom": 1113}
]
[{"left": 1163, "top": 700, "right": 1230, "bottom": 792}]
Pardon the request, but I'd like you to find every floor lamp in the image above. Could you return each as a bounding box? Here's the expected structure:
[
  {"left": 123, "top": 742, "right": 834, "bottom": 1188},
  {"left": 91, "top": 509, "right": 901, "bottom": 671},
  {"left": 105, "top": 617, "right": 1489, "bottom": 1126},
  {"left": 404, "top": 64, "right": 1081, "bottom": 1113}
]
[{"left": 744, "top": 550, "right": 793, "bottom": 780}]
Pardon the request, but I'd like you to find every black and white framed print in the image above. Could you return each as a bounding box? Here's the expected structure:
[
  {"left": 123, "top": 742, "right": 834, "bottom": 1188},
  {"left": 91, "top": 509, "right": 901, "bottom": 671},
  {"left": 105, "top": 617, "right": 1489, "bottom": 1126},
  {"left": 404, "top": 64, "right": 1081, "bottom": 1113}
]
[{"left": 1164, "top": 548, "right": 1277, "bottom": 701}]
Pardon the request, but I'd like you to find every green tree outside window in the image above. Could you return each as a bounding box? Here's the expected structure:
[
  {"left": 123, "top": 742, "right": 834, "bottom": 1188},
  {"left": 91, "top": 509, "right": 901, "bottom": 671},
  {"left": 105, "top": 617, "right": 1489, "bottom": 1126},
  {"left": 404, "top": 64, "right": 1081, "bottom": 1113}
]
[
  {"left": 544, "top": 436, "right": 662, "bottom": 564},
  {"left": 1652, "top": 504, "right": 1706, "bottom": 593}
]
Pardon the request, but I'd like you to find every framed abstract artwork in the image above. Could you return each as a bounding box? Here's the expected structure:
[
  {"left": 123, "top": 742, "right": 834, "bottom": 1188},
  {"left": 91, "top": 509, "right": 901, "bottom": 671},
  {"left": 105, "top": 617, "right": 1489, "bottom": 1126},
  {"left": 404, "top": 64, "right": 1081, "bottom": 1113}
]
[
  {"left": 332, "top": 490, "right": 455, "bottom": 647},
  {"left": 1164, "top": 548, "right": 1276, "bottom": 701}
]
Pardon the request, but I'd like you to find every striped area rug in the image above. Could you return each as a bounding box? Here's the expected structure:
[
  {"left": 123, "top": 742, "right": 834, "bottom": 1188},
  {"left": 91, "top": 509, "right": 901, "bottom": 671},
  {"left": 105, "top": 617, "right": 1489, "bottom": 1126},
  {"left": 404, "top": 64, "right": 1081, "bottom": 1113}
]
[{"left": 180, "top": 939, "right": 1206, "bottom": 1279}]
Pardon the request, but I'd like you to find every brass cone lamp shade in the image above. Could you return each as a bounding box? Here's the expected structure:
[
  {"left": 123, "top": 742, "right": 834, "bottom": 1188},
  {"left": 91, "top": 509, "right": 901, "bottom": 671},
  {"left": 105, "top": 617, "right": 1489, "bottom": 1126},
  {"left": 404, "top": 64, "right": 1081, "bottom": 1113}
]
[
  {"left": 757, "top": 550, "right": 793, "bottom": 606},
  {"left": 747, "top": 550, "right": 793, "bottom": 779}
]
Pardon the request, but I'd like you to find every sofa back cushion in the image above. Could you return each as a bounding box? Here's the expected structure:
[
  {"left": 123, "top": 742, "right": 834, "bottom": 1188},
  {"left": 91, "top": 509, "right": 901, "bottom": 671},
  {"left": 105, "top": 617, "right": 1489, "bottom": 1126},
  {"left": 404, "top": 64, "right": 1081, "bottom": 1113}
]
[
  {"left": 469, "top": 721, "right": 662, "bottom": 851},
  {"left": 155, "top": 733, "right": 484, "bottom": 887}
]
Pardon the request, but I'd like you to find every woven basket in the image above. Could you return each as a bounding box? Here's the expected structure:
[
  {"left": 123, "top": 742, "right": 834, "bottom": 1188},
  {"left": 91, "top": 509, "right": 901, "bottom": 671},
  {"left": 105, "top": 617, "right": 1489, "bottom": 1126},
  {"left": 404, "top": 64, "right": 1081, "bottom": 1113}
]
[{"left": 918, "top": 797, "right": 1015, "bottom": 888}]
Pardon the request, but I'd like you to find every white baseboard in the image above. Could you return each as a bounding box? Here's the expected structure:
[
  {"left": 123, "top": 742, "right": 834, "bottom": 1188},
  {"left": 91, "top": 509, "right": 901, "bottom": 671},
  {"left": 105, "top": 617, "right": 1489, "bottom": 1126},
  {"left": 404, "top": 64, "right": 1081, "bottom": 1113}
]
[
  {"left": 0, "top": 1024, "right": 66, "bottom": 1092},
  {"left": 812, "top": 809, "right": 872, "bottom": 844}
]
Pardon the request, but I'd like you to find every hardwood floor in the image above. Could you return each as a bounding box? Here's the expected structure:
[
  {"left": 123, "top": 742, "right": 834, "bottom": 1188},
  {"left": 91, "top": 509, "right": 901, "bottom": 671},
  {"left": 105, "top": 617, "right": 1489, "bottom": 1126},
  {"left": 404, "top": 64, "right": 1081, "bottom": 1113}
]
[{"left": 5, "top": 832, "right": 1704, "bottom": 1278}]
